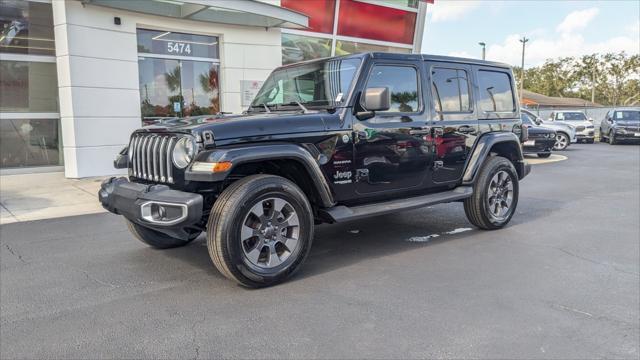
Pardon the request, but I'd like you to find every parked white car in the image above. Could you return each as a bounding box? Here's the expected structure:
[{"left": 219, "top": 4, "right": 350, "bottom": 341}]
[
  {"left": 548, "top": 111, "right": 595, "bottom": 143},
  {"left": 522, "top": 109, "right": 577, "bottom": 150}
]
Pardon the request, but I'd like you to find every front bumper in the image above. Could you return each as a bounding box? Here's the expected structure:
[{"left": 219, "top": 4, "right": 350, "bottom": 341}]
[
  {"left": 99, "top": 177, "right": 203, "bottom": 240},
  {"left": 523, "top": 138, "right": 556, "bottom": 154},
  {"left": 576, "top": 130, "right": 595, "bottom": 140},
  {"left": 613, "top": 129, "right": 640, "bottom": 141}
]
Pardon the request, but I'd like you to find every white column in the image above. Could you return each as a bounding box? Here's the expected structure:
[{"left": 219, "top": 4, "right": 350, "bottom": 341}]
[{"left": 52, "top": 1, "right": 141, "bottom": 178}]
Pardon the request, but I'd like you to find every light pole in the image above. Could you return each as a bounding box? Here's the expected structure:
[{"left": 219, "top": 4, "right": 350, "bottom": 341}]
[
  {"left": 478, "top": 42, "right": 486, "bottom": 60},
  {"left": 519, "top": 37, "right": 529, "bottom": 104}
]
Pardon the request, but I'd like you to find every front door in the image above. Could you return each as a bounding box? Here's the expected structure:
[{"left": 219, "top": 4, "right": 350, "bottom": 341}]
[
  {"left": 425, "top": 62, "right": 478, "bottom": 184},
  {"left": 353, "top": 61, "right": 433, "bottom": 195}
]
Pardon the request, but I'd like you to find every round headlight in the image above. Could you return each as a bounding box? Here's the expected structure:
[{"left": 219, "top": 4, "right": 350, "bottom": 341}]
[{"left": 172, "top": 137, "right": 196, "bottom": 168}]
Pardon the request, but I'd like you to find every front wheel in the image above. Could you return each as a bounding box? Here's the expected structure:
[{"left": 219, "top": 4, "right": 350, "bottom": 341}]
[
  {"left": 553, "top": 133, "right": 569, "bottom": 150},
  {"left": 464, "top": 156, "right": 519, "bottom": 230},
  {"left": 537, "top": 153, "right": 552, "bottom": 158},
  {"left": 609, "top": 131, "right": 617, "bottom": 145},
  {"left": 206, "top": 174, "right": 314, "bottom": 287}
]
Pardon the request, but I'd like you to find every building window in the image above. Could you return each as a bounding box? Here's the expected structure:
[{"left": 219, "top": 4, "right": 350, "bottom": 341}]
[
  {"left": 136, "top": 29, "right": 220, "bottom": 124},
  {"left": 0, "top": 0, "right": 55, "bottom": 56},
  {"left": 282, "top": 33, "right": 332, "bottom": 65},
  {"left": 337, "top": 0, "right": 417, "bottom": 44},
  {"left": 0, "top": 1, "right": 60, "bottom": 170},
  {"left": 374, "top": 0, "right": 420, "bottom": 9},
  {"left": 281, "top": 0, "right": 335, "bottom": 34},
  {"left": 0, "top": 118, "right": 62, "bottom": 168},
  {"left": 0, "top": 61, "right": 58, "bottom": 112},
  {"left": 477, "top": 70, "right": 516, "bottom": 117},
  {"left": 431, "top": 68, "right": 470, "bottom": 113}
]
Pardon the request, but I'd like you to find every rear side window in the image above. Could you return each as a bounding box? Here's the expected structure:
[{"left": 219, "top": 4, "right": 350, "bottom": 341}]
[
  {"left": 366, "top": 65, "right": 419, "bottom": 113},
  {"left": 431, "top": 68, "right": 470, "bottom": 113},
  {"left": 477, "top": 70, "right": 515, "bottom": 115}
]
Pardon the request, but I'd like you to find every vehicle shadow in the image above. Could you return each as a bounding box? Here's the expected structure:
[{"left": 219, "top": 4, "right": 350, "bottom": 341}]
[{"left": 159, "top": 198, "right": 561, "bottom": 287}]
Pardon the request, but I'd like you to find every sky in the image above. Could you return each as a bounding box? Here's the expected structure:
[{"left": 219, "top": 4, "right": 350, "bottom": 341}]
[{"left": 421, "top": 0, "right": 640, "bottom": 67}]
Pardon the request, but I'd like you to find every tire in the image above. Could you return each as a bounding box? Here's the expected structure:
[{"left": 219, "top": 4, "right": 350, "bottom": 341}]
[
  {"left": 464, "top": 156, "right": 519, "bottom": 230},
  {"left": 609, "top": 131, "right": 617, "bottom": 145},
  {"left": 127, "top": 220, "right": 200, "bottom": 249},
  {"left": 207, "top": 174, "right": 314, "bottom": 287},
  {"left": 599, "top": 131, "right": 606, "bottom": 142},
  {"left": 537, "top": 153, "right": 552, "bottom": 158},
  {"left": 553, "top": 132, "right": 569, "bottom": 150}
]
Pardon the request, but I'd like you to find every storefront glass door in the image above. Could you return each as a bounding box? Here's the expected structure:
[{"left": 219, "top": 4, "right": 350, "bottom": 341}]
[
  {"left": 0, "top": 1, "right": 62, "bottom": 170},
  {"left": 137, "top": 29, "right": 220, "bottom": 125}
]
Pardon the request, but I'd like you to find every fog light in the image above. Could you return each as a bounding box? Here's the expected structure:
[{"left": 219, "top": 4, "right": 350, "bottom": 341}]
[{"left": 140, "top": 201, "right": 187, "bottom": 225}]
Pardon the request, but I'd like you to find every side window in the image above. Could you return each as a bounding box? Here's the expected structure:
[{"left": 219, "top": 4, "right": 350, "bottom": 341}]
[
  {"left": 431, "top": 67, "right": 470, "bottom": 113},
  {"left": 366, "top": 65, "right": 419, "bottom": 113},
  {"left": 477, "top": 70, "right": 516, "bottom": 116}
]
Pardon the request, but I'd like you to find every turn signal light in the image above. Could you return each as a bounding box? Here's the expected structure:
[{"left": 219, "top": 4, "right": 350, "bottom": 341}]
[{"left": 191, "top": 161, "right": 233, "bottom": 173}]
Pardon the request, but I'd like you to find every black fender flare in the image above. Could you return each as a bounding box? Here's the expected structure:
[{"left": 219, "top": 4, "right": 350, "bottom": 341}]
[
  {"left": 462, "top": 132, "right": 529, "bottom": 184},
  {"left": 185, "top": 144, "right": 335, "bottom": 208}
]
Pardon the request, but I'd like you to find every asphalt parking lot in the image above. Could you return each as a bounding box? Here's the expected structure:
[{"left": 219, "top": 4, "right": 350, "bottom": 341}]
[{"left": 1, "top": 142, "right": 639, "bottom": 359}]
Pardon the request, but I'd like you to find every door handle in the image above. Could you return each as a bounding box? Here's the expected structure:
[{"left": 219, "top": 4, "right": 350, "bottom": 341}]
[{"left": 458, "top": 125, "right": 476, "bottom": 134}]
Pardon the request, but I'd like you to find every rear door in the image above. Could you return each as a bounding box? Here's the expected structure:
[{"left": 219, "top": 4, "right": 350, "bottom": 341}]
[{"left": 425, "top": 61, "right": 478, "bottom": 184}]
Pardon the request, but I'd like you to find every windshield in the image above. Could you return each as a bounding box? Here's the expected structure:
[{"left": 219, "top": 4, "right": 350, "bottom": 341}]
[
  {"left": 613, "top": 110, "right": 640, "bottom": 121},
  {"left": 521, "top": 113, "right": 535, "bottom": 125},
  {"left": 557, "top": 112, "right": 587, "bottom": 121},
  {"left": 250, "top": 58, "right": 361, "bottom": 110}
]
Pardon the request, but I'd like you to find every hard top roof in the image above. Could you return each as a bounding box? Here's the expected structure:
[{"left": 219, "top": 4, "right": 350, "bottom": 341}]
[{"left": 280, "top": 52, "right": 512, "bottom": 69}]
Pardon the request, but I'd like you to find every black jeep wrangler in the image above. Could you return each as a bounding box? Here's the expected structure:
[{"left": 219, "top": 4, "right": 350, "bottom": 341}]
[{"left": 100, "top": 53, "right": 530, "bottom": 287}]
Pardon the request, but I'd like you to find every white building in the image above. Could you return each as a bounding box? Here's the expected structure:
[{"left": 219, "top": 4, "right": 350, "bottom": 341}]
[{"left": 0, "top": 0, "right": 428, "bottom": 178}]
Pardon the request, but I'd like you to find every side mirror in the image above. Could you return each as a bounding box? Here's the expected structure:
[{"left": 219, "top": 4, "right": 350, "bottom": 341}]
[
  {"left": 607, "top": 118, "right": 614, "bottom": 124},
  {"left": 588, "top": 118, "right": 594, "bottom": 122},
  {"left": 363, "top": 87, "right": 390, "bottom": 112}
]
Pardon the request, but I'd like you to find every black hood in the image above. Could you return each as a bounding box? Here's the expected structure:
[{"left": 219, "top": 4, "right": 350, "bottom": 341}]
[{"left": 137, "top": 111, "right": 342, "bottom": 142}]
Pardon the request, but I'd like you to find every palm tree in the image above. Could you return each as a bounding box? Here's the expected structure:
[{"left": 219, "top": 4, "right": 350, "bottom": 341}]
[
  {"left": 391, "top": 91, "right": 417, "bottom": 112},
  {"left": 165, "top": 66, "right": 181, "bottom": 92}
]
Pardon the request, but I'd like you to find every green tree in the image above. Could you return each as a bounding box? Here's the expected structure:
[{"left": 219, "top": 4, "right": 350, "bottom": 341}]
[{"left": 517, "top": 52, "right": 639, "bottom": 106}]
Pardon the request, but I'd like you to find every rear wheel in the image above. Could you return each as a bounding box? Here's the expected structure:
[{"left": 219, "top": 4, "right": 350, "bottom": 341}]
[
  {"left": 553, "top": 133, "right": 569, "bottom": 150},
  {"left": 464, "top": 156, "right": 519, "bottom": 230},
  {"left": 127, "top": 221, "right": 199, "bottom": 249},
  {"left": 537, "top": 153, "right": 551, "bottom": 158},
  {"left": 207, "top": 174, "right": 314, "bottom": 287}
]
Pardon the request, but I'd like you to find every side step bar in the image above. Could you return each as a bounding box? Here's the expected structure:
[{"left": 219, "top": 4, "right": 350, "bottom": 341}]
[{"left": 320, "top": 186, "right": 473, "bottom": 223}]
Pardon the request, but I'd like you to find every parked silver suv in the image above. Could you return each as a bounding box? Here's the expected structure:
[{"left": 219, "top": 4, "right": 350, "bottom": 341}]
[
  {"left": 522, "top": 109, "right": 576, "bottom": 150},
  {"left": 548, "top": 111, "right": 595, "bottom": 143}
]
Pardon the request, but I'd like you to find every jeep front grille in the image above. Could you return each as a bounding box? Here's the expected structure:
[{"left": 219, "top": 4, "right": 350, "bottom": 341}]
[{"left": 129, "top": 133, "right": 176, "bottom": 183}]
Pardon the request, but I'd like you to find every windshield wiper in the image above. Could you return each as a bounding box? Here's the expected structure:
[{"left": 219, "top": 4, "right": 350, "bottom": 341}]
[
  {"left": 249, "top": 103, "right": 271, "bottom": 113},
  {"left": 278, "top": 101, "right": 309, "bottom": 114}
]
